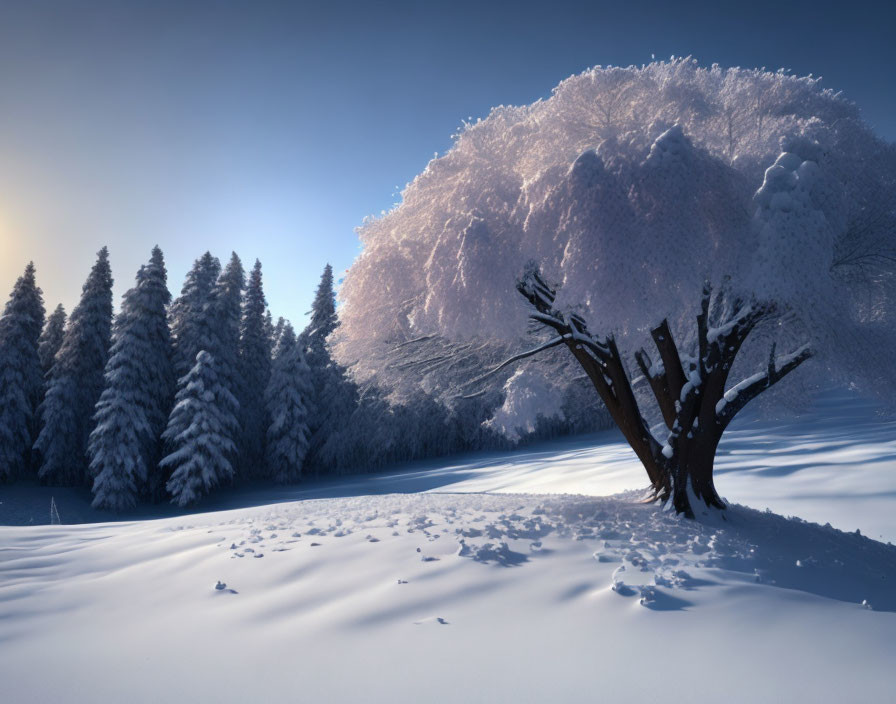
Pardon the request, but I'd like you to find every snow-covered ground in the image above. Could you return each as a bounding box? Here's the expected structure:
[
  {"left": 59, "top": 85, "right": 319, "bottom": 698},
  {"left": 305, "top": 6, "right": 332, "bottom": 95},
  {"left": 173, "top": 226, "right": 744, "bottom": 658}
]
[{"left": 2, "top": 390, "right": 895, "bottom": 703}]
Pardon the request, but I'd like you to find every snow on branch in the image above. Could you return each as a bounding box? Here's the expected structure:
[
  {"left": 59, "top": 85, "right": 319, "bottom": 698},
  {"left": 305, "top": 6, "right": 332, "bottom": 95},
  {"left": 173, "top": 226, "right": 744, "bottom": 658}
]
[
  {"left": 463, "top": 334, "right": 571, "bottom": 389},
  {"left": 715, "top": 343, "right": 813, "bottom": 423},
  {"left": 394, "top": 335, "right": 435, "bottom": 349}
]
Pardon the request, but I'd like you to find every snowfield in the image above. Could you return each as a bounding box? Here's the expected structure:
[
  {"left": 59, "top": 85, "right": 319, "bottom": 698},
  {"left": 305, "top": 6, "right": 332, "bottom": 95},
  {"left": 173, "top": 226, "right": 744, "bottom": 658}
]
[{"left": 2, "top": 391, "right": 895, "bottom": 703}]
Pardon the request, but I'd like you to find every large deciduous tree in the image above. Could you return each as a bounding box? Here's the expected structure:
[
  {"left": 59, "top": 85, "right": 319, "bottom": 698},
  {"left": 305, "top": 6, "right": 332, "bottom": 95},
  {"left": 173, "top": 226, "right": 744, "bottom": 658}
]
[
  {"left": 499, "top": 267, "right": 811, "bottom": 516},
  {"left": 334, "top": 61, "right": 896, "bottom": 512}
]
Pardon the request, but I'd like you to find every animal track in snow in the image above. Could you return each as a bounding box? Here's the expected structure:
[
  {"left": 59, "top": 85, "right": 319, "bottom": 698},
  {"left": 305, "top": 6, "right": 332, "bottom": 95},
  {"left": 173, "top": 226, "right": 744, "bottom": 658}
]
[{"left": 214, "top": 491, "right": 896, "bottom": 612}]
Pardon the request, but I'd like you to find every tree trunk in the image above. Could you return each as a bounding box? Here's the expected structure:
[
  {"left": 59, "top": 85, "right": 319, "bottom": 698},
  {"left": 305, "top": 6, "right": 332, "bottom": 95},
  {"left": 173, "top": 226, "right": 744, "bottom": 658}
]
[{"left": 499, "top": 265, "right": 813, "bottom": 518}]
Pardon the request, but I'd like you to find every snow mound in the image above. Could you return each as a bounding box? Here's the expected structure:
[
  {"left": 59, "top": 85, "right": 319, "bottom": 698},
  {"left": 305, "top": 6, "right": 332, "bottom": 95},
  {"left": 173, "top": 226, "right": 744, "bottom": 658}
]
[{"left": 3, "top": 482, "right": 896, "bottom": 702}]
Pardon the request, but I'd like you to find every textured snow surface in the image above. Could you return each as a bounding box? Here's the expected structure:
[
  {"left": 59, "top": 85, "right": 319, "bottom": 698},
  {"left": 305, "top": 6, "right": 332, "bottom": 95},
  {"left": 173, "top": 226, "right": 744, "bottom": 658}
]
[{"left": 2, "top": 391, "right": 895, "bottom": 703}]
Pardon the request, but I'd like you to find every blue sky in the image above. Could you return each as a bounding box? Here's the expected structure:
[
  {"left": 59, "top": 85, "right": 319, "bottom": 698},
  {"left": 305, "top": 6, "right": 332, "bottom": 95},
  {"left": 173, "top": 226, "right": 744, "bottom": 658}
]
[{"left": 0, "top": 0, "right": 893, "bottom": 326}]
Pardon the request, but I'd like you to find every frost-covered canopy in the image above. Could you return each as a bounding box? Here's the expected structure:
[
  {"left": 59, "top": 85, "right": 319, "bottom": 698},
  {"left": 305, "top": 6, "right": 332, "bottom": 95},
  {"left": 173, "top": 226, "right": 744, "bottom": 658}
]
[{"left": 336, "top": 60, "right": 896, "bottom": 405}]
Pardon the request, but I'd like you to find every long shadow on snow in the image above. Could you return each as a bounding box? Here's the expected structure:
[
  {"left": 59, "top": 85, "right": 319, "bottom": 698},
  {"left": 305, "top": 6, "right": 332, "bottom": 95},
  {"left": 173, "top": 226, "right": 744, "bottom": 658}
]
[
  {"left": 700, "top": 503, "right": 896, "bottom": 612},
  {"left": 0, "top": 431, "right": 622, "bottom": 526},
  {"left": 552, "top": 495, "right": 896, "bottom": 612}
]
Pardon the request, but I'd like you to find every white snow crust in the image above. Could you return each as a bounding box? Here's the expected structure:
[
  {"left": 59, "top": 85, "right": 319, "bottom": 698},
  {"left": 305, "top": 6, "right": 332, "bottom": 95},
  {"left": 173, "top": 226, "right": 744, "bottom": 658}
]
[{"left": 1, "top": 390, "right": 895, "bottom": 703}]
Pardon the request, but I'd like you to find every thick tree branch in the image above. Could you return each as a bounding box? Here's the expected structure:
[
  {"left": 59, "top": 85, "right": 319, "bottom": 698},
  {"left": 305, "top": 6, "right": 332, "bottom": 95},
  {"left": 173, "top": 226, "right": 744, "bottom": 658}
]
[
  {"left": 634, "top": 347, "right": 677, "bottom": 429},
  {"left": 715, "top": 343, "right": 813, "bottom": 428},
  {"left": 649, "top": 320, "right": 687, "bottom": 401},
  {"left": 697, "top": 283, "right": 711, "bottom": 382}
]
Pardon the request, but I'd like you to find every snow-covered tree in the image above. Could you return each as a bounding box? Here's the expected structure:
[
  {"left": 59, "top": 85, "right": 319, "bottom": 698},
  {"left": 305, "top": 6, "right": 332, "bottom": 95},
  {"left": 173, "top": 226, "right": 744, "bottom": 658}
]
[
  {"left": 238, "top": 260, "right": 272, "bottom": 477},
  {"left": 305, "top": 359, "right": 360, "bottom": 473},
  {"left": 337, "top": 61, "right": 895, "bottom": 380},
  {"left": 271, "top": 316, "right": 286, "bottom": 354},
  {"left": 167, "top": 251, "right": 244, "bottom": 479},
  {"left": 208, "top": 253, "right": 245, "bottom": 472},
  {"left": 210, "top": 253, "right": 245, "bottom": 360},
  {"left": 265, "top": 324, "right": 312, "bottom": 483},
  {"left": 35, "top": 248, "right": 113, "bottom": 486},
  {"left": 161, "top": 350, "right": 240, "bottom": 506},
  {"left": 273, "top": 319, "right": 296, "bottom": 362},
  {"left": 88, "top": 247, "right": 175, "bottom": 510},
  {"left": 264, "top": 309, "right": 275, "bottom": 350},
  {"left": 333, "top": 61, "right": 896, "bottom": 514},
  {"left": 38, "top": 304, "right": 66, "bottom": 377},
  {"left": 169, "top": 252, "right": 220, "bottom": 378},
  {"left": 496, "top": 267, "right": 811, "bottom": 516},
  {"left": 300, "top": 264, "right": 358, "bottom": 473},
  {"left": 0, "top": 263, "right": 45, "bottom": 481},
  {"left": 301, "top": 263, "right": 338, "bottom": 354}
]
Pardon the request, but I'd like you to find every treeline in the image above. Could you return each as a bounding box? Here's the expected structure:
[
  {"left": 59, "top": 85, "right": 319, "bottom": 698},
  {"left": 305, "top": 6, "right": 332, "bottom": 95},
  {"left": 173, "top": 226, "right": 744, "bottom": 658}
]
[{"left": 0, "top": 248, "right": 505, "bottom": 511}]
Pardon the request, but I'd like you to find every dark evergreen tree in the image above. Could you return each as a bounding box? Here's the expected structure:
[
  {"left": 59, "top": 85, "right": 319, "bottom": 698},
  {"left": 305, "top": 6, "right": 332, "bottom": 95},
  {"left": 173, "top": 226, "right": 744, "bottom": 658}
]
[
  {"left": 301, "top": 264, "right": 358, "bottom": 474},
  {"left": 38, "top": 304, "right": 66, "bottom": 376},
  {"left": 161, "top": 350, "right": 240, "bottom": 506},
  {"left": 273, "top": 319, "right": 294, "bottom": 363},
  {"left": 238, "top": 260, "right": 272, "bottom": 477},
  {"left": 305, "top": 358, "right": 359, "bottom": 474},
  {"left": 208, "top": 252, "right": 245, "bottom": 473},
  {"left": 0, "top": 263, "right": 45, "bottom": 481},
  {"left": 301, "top": 263, "right": 338, "bottom": 358},
  {"left": 263, "top": 309, "right": 275, "bottom": 349},
  {"left": 209, "top": 252, "right": 244, "bottom": 378},
  {"left": 265, "top": 324, "right": 312, "bottom": 483},
  {"left": 35, "top": 248, "right": 113, "bottom": 486},
  {"left": 89, "top": 247, "right": 175, "bottom": 510},
  {"left": 169, "top": 252, "right": 220, "bottom": 378},
  {"left": 319, "top": 383, "right": 390, "bottom": 471},
  {"left": 271, "top": 315, "right": 285, "bottom": 353}
]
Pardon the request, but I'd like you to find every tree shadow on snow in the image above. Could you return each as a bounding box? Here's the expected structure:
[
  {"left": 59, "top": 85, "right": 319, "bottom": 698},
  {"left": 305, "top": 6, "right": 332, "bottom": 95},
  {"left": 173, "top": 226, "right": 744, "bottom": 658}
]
[
  {"left": 0, "top": 431, "right": 621, "bottom": 526},
  {"left": 698, "top": 503, "right": 896, "bottom": 612}
]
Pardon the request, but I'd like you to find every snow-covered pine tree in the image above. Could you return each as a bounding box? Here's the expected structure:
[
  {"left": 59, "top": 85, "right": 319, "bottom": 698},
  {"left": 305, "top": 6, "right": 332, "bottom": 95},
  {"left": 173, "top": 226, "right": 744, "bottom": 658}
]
[
  {"left": 88, "top": 247, "right": 175, "bottom": 510},
  {"left": 208, "top": 252, "right": 245, "bottom": 474},
  {"left": 271, "top": 316, "right": 285, "bottom": 354},
  {"left": 238, "top": 260, "right": 272, "bottom": 477},
  {"left": 265, "top": 323, "right": 312, "bottom": 483},
  {"left": 317, "top": 383, "right": 390, "bottom": 471},
  {"left": 301, "top": 263, "right": 338, "bottom": 354},
  {"left": 161, "top": 350, "right": 240, "bottom": 506},
  {"left": 272, "top": 319, "right": 295, "bottom": 364},
  {"left": 306, "top": 358, "right": 359, "bottom": 474},
  {"left": 37, "top": 304, "right": 66, "bottom": 376},
  {"left": 169, "top": 252, "right": 220, "bottom": 378},
  {"left": 263, "top": 309, "right": 275, "bottom": 348},
  {"left": 301, "top": 263, "right": 358, "bottom": 474},
  {"left": 0, "top": 263, "right": 45, "bottom": 481},
  {"left": 35, "top": 248, "right": 113, "bottom": 486},
  {"left": 164, "top": 251, "right": 244, "bottom": 487},
  {"left": 210, "top": 252, "right": 245, "bottom": 368}
]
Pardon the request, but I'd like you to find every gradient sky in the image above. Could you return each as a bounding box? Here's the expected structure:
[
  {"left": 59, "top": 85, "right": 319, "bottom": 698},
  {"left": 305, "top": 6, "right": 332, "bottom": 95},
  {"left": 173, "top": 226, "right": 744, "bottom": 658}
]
[{"left": 0, "top": 0, "right": 893, "bottom": 326}]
